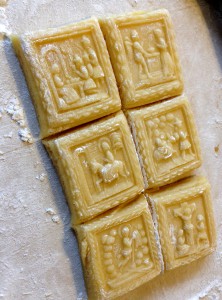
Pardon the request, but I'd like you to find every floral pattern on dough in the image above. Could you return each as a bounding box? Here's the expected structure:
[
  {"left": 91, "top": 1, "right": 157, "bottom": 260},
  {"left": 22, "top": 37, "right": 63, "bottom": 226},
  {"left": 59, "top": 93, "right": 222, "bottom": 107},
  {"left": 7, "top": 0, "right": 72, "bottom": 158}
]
[{"left": 99, "top": 217, "right": 153, "bottom": 288}]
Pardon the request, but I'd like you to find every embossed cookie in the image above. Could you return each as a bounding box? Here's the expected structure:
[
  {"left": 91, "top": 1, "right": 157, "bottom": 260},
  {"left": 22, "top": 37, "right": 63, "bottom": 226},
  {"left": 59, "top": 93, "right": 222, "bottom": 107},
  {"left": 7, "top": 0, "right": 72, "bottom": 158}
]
[
  {"left": 12, "top": 18, "right": 121, "bottom": 138},
  {"left": 75, "top": 194, "right": 161, "bottom": 300},
  {"left": 43, "top": 112, "right": 144, "bottom": 224},
  {"left": 100, "top": 9, "right": 183, "bottom": 108},
  {"left": 148, "top": 176, "right": 216, "bottom": 270},
  {"left": 127, "top": 96, "right": 202, "bottom": 189}
]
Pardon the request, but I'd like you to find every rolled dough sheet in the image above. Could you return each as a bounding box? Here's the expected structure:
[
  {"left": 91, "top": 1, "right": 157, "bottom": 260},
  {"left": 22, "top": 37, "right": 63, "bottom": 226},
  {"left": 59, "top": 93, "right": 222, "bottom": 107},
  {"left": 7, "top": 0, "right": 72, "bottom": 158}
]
[{"left": 0, "top": 1, "right": 222, "bottom": 299}]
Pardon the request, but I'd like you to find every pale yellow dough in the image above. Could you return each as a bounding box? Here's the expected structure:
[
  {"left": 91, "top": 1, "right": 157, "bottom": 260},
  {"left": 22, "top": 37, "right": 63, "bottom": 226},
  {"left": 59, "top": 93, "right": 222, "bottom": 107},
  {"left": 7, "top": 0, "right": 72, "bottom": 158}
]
[
  {"left": 75, "top": 194, "right": 161, "bottom": 300},
  {"left": 43, "top": 111, "right": 144, "bottom": 224},
  {"left": 11, "top": 18, "right": 121, "bottom": 138},
  {"left": 127, "top": 95, "right": 202, "bottom": 189},
  {"left": 10, "top": 8, "right": 216, "bottom": 300},
  {"left": 100, "top": 9, "right": 184, "bottom": 108},
  {"left": 147, "top": 176, "right": 216, "bottom": 270}
]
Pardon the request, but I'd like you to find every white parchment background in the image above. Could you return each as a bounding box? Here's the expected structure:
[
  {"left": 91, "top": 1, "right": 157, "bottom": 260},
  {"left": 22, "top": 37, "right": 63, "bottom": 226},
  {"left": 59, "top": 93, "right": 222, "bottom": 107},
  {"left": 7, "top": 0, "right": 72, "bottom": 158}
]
[{"left": 0, "top": 0, "right": 222, "bottom": 299}]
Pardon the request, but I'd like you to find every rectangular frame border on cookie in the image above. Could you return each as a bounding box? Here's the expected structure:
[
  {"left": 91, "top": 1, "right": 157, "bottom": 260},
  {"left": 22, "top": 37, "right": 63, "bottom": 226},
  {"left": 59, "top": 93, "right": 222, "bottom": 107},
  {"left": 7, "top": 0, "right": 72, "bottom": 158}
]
[
  {"left": 148, "top": 176, "right": 217, "bottom": 270},
  {"left": 75, "top": 194, "right": 161, "bottom": 300},
  {"left": 11, "top": 18, "right": 121, "bottom": 138},
  {"left": 126, "top": 96, "right": 202, "bottom": 189},
  {"left": 100, "top": 9, "right": 183, "bottom": 108},
  {"left": 43, "top": 112, "right": 144, "bottom": 224}
]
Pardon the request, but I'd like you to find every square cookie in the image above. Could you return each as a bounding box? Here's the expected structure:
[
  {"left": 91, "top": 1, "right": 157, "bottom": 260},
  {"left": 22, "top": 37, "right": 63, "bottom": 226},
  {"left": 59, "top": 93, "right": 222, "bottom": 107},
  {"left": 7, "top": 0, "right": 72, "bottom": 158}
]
[
  {"left": 148, "top": 176, "right": 216, "bottom": 270},
  {"left": 75, "top": 194, "right": 161, "bottom": 300},
  {"left": 127, "top": 96, "right": 202, "bottom": 189},
  {"left": 100, "top": 9, "right": 183, "bottom": 108},
  {"left": 43, "top": 112, "right": 144, "bottom": 224},
  {"left": 12, "top": 18, "right": 121, "bottom": 138}
]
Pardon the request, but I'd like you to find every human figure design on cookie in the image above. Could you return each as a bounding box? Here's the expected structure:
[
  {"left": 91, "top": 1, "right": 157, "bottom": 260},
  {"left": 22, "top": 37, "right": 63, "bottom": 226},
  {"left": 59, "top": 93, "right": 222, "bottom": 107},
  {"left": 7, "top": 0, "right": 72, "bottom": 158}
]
[
  {"left": 196, "top": 214, "right": 208, "bottom": 248},
  {"left": 51, "top": 62, "right": 80, "bottom": 106},
  {"left": 176, "top": 229, "right": 190, "bottom": 257},
  {"left": 90, "top": 138, "right": 129, "bottom": 192},
  {"left": 72, "top": 54, "right": 97, "bottom": 96},
  {"left": 125, "top": 30, "right": 152, "bottom": 81},
  {"left": 81, "top": 36, "right": 105, "bottom": 88},
  {"left": 178, "top": 130, "right": 193, "bottom": 160},
  {"left": 153, "top": 28, "right": 174, "bottom": 77},
  {"left": 174, "top": 202, "right": 196, "bottom": 246}
]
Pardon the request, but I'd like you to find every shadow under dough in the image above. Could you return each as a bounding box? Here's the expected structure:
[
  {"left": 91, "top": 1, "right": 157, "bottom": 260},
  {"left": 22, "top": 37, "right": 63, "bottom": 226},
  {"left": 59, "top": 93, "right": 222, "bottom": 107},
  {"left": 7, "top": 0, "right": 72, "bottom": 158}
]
[
  {"left": 36, "top": 140, "right": 88, "bottom": 299},
  {"left": 4, "top": 35, "right": 87, "bottom": 299},
  {"left": 3, "top": 35, "right": 40, "bottom": 139},
  {"left": 197, "top": 0, "right": 222, "bottom": 70}
]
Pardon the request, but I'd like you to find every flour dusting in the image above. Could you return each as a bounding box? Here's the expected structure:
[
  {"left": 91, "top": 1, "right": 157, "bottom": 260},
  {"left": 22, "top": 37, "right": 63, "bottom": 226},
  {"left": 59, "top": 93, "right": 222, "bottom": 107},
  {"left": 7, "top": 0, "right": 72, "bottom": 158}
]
[
  {"left": 5, "top": 96, "right": 34, "bottom": 143},
  {"left": 46, "top": 207, "right": 56, "bottom": 215},
  {"left": 0, "top": 150, "right": 4, "bottom": 160},
  {"left": 189, "top": 279, "right": 222, "bottom": 300},
  {"left": 128, "top": 0, "right": 138, "bottom": 8},
  {"left": 46, "top": 207, "right": 60, "bottom": 224},
  {"left": 0, "top": 107, "right": 3, "bottom": 118},
  {"left": 36, "top": 173, "right": 47, "bottom": 182},
  {"left": 18, "top": 128, "right": 33, "bottom": 143},
  {"left": 3, "top": 131, "right": 13, "bottom": 138},
  {"left": 6, "top": 97, "right": 26, "bottom": 127},
  {"left": 51, "top": 215, "right": 60, "bottom": 224},
  {"left": 0, "top": 4, "right": 9, "bottom": 37},
  {"left": 0, "top": 1, "right": 221, "bottom": 300}
]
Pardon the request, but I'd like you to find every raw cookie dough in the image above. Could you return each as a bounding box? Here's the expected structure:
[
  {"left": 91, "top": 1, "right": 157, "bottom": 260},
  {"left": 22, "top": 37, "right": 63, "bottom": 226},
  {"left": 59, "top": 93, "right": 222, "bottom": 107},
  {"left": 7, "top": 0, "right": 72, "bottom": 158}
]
[
  {"left": 75, "top": 194, "right": 161, "bottom": 300},
  {"left": 100, "top": 9, "right": 183, "bottom": 108},
  {"left": 148, "top": 176, "right": 216, "bottom": 270},
  {"left": 127, "top": 96, "right": 202, "bottom": 189},
  {"left": 11, "top": 18, "right": 121, "bottom": 138},
  {"left": 43, "top": 111, "right": 144, "bottom": 224}
]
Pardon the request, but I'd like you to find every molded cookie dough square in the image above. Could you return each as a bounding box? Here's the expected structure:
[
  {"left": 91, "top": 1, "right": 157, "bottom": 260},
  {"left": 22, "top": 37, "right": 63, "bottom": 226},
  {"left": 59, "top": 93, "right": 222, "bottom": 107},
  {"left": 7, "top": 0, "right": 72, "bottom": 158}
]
[
  {"left": 75, "top": 194, "right": 161, "bottom": 300},
  {"left": 12, "top": 18, "right": 121, "bottom": 138},
  {"left": 100, "top": 9, "right": 183, "bottom": 108},
  {"left": 127, "top": 96, "right": 202, "bottom": 189},
  {"left": 148, "top": 176, "right": 216, "bottom": 270},
  {"left": 43, "top": 112, "right": 144, "bottom": 224}
]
